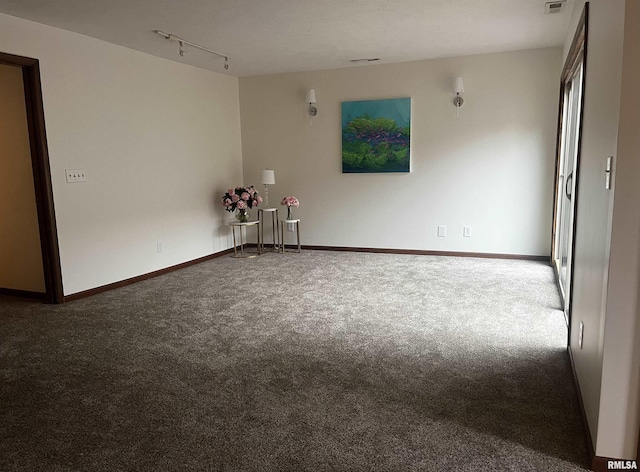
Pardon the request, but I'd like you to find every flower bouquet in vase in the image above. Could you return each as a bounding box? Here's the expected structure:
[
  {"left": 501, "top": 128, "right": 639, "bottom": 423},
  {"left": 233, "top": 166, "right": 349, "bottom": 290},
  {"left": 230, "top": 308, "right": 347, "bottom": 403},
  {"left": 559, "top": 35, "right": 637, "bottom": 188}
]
[
  {"left": 281, "top": 196, "right": 299, "bottom": 231},
  {"left": 222, "top": 186, "right": 262, "bottom": 222}
]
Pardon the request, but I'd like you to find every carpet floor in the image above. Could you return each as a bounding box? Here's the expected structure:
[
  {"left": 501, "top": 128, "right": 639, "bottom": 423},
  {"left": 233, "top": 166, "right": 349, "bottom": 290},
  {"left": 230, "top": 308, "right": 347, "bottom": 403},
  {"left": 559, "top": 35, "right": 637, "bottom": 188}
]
[{"left": 0, "top": 251, "right": 589, "bottom": 471}]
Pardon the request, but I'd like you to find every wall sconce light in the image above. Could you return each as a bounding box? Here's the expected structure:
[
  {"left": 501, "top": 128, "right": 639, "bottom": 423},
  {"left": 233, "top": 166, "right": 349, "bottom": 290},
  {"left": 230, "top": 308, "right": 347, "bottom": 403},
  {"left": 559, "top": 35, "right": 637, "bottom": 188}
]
[
  {"left": 260, "top": 169, "right": 276, "bottom": 208},
  {"left": 453, "top": 77, "right": 464, "bottom": 118},
  {"left": 306, "top": 89, "right": 317, "bottom": 125}
]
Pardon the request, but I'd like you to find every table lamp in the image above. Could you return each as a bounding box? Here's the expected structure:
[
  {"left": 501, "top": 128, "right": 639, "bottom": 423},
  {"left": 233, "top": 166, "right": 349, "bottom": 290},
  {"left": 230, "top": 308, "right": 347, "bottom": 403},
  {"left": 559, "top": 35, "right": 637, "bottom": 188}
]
[{"left": 260, "top": 169, "right": 275, "bottom": 208}]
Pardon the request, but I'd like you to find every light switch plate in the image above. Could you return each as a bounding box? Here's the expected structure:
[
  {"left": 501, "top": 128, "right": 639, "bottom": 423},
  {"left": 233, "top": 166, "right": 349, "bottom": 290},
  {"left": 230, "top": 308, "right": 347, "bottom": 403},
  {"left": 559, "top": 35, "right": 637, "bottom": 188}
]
[
  {"left": 579, "top": 321, "right": 584, "bottom": 349},
  {"left": 65, "top": 169, "right": 86, "bottom": 183}
]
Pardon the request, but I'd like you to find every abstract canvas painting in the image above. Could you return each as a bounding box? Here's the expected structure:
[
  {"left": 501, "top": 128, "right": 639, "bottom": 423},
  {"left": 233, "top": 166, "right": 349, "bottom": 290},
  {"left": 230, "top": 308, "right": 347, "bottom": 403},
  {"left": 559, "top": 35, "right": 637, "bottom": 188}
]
[{"left": 341, "top": 97, "right": 411, "bottom": 173}]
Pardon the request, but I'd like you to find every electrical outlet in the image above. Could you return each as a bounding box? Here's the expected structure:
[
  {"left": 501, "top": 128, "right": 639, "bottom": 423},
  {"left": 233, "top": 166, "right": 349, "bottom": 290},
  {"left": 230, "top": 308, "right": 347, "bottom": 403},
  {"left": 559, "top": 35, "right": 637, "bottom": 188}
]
[
  {"left": 65, "top": 169, "right": 86, "bottom": 183},
  {"left": 156, "top": 242, "right": 163, "bottom": 253},
  {"left": 463, "top": 226, "right": 472, "bottom": 237},
  {"left": 437, "top": 225, "right": 446, "bottom": 237},
  {"left": 579, "top": 321, "right": 584, "bottom": 349}
]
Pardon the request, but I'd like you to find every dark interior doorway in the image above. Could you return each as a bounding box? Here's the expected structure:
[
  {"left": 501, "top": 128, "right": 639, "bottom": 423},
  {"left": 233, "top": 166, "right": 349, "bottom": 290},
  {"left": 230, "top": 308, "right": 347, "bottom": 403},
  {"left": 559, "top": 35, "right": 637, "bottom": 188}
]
[{"left": 0, "top": 51, "right": 63, "bottom": 304}]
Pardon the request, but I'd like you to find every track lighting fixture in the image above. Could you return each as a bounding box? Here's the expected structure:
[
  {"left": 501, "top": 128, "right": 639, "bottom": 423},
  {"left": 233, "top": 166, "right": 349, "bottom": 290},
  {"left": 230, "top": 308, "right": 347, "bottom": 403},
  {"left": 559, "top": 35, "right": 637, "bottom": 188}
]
[{"left": 154, "top": 30, "right": 231, "bottom": 71}]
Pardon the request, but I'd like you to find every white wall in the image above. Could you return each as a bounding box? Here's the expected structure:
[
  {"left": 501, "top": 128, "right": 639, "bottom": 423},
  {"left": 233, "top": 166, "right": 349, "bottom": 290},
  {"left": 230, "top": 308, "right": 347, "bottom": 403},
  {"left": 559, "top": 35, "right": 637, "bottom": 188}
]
[
  {"left": 0, "top": 13, "right": 243, "bottom": 295},
  {"left": 565, "top": 0, "right": 640, "bottom": 459},
  {"left": 563, "top": 0, "right": 624, "bottom": 454},
  {"left": 0, "top": 64, "right": 45, "bottom": 292},
  {"left": 597, "top": 0, "right": 640, "bottom": 458},
  {"left": 239, "top": 48, "right": 561, "bottom": 256}
]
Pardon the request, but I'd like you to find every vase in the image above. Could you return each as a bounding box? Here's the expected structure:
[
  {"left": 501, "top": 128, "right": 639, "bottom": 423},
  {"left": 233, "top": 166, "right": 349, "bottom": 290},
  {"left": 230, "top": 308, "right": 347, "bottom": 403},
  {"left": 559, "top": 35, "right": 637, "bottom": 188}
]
[
  {"left": 287, "top": 206, "right": 292, "bottom": 219},
  {"left": 236, "top": 209, "right": 250, "bottom": 223}
]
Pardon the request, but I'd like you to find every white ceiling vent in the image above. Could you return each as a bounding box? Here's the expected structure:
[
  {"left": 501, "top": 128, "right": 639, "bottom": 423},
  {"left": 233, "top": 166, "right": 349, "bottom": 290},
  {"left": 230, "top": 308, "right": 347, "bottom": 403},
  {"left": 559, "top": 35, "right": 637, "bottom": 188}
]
[{"left": 545, "top": 1, "right": 566, "bottom": 14}]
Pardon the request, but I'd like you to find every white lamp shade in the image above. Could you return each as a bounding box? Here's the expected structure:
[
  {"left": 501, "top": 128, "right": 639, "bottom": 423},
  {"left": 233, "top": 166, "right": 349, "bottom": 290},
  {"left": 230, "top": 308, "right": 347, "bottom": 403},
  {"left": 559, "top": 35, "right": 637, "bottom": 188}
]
[
  {"left": 260, "top": 169, "right": 275, "bottom": 185},
  {"left": 305, "top": 89, "right": 317, "bottom": 104},
  {"left": 454, "top": 77, "right": 465, "bottom": 94}
]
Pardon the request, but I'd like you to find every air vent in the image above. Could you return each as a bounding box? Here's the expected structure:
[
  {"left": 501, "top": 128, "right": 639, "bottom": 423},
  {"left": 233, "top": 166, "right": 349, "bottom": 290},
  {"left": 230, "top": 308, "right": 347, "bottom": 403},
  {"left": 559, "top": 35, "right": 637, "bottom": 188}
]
[
  {"left": 545, "top": 1, "right": 566, "bottom": 14},
  {"left": 350, "top": 58, "right": 381, "bottom": 63}
]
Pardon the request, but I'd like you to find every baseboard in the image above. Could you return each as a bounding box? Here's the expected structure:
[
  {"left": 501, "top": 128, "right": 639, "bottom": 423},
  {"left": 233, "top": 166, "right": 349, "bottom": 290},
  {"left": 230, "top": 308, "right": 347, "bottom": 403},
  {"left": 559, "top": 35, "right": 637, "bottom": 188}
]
[
  {"left": 566, "top": 353, "right": 639, "bottom": 470},
  {"left": 592, "top": 456, "right": 639, "bottom": 472},
  {"left": 62, "top": 245, "right": 549, "bottom": 302},
  {"left": 0, "top": 287, "right": 46, "bottom": 300},
  {"left": 568, "top": 345, "right": 598, "bottom": 468},
  {"left": 244, "top": 243, "right": 548, "bottom": 261},
  {"left": 64, "top": 248, "right": 235, "bottom": 302},
  {"left": 592, "top": 457, "right": 608, "bottom": 472},
  {"left": 301, "top": 245, "right": 550, "bottom": 262}
]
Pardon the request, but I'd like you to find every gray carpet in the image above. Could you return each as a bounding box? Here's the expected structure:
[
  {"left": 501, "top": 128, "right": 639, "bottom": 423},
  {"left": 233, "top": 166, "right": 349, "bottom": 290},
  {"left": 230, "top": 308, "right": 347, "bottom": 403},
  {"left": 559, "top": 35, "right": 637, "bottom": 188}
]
[{"left": 0, "top": 251, "right": 589, "bottom": 471}]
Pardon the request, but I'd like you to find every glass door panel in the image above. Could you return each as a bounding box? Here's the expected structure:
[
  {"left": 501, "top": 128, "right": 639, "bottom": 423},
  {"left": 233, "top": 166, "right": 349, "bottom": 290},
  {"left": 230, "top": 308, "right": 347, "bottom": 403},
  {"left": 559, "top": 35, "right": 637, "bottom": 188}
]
[{"left": 554, "top": 57, "right": 583, "bottom": 313}]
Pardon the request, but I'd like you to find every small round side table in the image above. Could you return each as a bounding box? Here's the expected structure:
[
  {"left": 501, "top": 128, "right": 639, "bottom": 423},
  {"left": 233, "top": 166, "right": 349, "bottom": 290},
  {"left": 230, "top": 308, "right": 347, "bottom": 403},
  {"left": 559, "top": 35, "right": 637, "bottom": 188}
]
[
  {"left": 279, "top": 218, "right": 301, "bottom": 253},
  {"left": 258, "top": 208, "right": 279, "bottom": 252},
  {"left": 228, "top": 220, "right": 261, "bottom": 258}
]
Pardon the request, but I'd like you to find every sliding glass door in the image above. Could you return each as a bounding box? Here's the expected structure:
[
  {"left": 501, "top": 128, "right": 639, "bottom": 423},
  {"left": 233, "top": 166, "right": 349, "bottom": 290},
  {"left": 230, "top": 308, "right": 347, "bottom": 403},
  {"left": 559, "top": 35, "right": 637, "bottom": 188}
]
[
  {"left": 552, "top": 4, "right": 588, "bottom": 327},
  {"left": 554, "top": 57, "right": 584, "bottom": 310}
]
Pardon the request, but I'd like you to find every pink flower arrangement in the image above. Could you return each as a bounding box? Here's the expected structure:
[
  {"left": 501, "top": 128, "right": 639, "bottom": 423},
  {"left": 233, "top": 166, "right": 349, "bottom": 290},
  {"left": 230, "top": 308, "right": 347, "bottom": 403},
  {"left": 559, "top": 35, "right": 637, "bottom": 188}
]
[
  {"left": 281, "top": 196, "right": 300, "bottom": 207},
  {"left": 222, "top": 186, "right": 262, "bottom": 212}
]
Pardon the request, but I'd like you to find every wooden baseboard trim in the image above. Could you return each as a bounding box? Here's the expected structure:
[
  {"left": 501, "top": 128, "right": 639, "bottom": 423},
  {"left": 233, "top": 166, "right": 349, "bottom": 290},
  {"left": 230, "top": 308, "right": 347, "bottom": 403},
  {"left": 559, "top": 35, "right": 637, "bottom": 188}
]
[
  {"left": 63, "top": 248, "right": 235, "bottom": 302},
  {"left": 592, "top": 457, "right": 608, "bottom": 472},
  {"left": 592, "top": 456, "right": 639, "bottom": 472},
  {"left": 568, "top": 345, "right": 598, "bottom": 469},
  {"left": 61, "top": 245, "right": 548, "bottom": 302},
  {"left": 248, "top": 243, "right": 548, "bottom": 261},
  {"left": 0, "top": 287, "right": 46, "bottom": 300},
  {"left": 566, "top": 348, "right": 636, "bottom": 472},
  {"left": 567, "top": 351, "right": 638, "bottom": 471},
  {"left": 301, "top": 245, "right": 549, "bottom": 262}
]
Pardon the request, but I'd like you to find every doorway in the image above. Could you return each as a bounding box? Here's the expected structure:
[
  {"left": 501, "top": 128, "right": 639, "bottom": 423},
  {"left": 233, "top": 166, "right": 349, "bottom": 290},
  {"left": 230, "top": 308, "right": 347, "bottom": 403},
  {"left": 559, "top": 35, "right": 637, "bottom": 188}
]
[
  {"left": 551, "top": 5, "right": 588, "bottom": 326},
  {"left": 0, "top": 51, "right": 63, "bottom": 304}
]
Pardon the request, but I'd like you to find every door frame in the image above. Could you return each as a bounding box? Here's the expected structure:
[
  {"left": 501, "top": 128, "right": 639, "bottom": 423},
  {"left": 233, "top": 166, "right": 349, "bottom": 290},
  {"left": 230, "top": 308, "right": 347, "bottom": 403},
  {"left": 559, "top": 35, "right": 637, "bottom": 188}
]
[
  {"left": 550, "top": 4, "right": 588, "bottom": 328},
  {"left": 0, "top": 51, "right": 64, "bottom": 304}
]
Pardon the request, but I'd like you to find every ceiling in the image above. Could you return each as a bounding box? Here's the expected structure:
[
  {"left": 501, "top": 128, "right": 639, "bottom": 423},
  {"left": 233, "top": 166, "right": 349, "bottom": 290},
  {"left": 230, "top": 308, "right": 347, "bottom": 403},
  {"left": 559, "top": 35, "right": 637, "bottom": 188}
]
[{"left": 0, "top": 0, "right": 574, "bottom": 77}]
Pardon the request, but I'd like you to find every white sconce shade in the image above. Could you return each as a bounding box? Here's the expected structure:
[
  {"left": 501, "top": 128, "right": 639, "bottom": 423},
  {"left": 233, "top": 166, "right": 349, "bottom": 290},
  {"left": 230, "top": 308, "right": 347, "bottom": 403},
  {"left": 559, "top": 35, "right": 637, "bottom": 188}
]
[
  {"left": 454, "top": 77, "right": 465, "bottom": 94},
  {"left": 306, "top": 89, "right": 318, "bottom": 122},
  {"left": 260, "top": 169, "right": 276, "bottom": 185},
  {"left": 305, "top": 89, "right": 317, "bottom": 104},
  {"left": 453, "top": 77, "right": 465, "bottom": 116}
]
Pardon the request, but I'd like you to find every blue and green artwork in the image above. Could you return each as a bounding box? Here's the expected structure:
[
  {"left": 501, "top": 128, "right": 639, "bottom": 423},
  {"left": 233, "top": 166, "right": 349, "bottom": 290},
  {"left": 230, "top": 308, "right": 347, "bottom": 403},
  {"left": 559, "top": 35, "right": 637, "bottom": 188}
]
[{"left": 342, "top": 97, "right": 411, "bottom": 173}]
